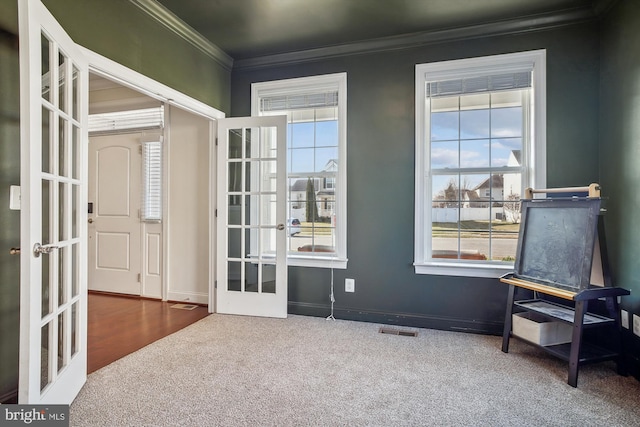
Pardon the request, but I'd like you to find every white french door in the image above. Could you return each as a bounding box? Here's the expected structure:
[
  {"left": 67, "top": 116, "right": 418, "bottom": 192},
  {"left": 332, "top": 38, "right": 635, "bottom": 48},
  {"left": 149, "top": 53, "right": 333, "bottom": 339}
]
[
  {"left": 18, "top": 0, "right": 88, "bottom": 404},
  {"left": 217, "top": 116, "right": 288, "bottom": 318}
]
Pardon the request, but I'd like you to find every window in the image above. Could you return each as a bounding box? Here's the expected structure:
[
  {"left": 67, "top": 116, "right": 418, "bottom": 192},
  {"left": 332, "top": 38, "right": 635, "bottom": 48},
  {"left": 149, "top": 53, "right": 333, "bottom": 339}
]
[
  {"left": 415, "top": 51, "right": 546, "bottom": 277},
  {"left": 252, "top": 73, "right": 347, "bottom": 268},
  {"left": 141, "top": 139, "right": 163, "bottom": 222}
]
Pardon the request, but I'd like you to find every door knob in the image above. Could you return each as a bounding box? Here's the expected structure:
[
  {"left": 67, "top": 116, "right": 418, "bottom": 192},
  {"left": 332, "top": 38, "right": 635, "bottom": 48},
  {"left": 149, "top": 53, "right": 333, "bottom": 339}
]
[
  {"left": 9, "top": 247, "right": 20, "bottom": 255},
  {"left": 33, "top": 242, "right": 59, "bottom": 257},
  {"left": 88, "top": 218, "right": 93, "bottom": 224},
  {"left": 277, "top": 223, "right": 285, "bottom": 231}
]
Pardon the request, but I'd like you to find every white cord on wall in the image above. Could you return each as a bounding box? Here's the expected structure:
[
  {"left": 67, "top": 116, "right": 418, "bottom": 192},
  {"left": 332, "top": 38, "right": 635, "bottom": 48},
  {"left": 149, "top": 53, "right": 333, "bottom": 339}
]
[{"left": 326, "top": 266, "right": 335, "bottom": 321}]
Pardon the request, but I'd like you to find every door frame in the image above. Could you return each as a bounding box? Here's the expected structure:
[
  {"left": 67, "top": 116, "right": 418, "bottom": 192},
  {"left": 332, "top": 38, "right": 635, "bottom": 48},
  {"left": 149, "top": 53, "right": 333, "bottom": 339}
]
[{"left": 80, "top": 46, "right": 225, "bottom": 313}]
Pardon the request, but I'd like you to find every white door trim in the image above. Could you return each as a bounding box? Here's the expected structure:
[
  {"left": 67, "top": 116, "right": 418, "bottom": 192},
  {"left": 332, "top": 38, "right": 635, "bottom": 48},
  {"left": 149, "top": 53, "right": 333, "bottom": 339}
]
[{"left": 80, "top": 46, "right": 224, "bottom": 313}]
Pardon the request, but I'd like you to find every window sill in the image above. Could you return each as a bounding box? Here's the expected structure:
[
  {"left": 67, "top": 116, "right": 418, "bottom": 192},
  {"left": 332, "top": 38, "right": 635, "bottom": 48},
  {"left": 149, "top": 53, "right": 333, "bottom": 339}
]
[
  {"left": 414, "top": 261, "right": 513, "bottom": 278},
  {"left": 288, "top": 255, "right": 348, "bottom": 269}
]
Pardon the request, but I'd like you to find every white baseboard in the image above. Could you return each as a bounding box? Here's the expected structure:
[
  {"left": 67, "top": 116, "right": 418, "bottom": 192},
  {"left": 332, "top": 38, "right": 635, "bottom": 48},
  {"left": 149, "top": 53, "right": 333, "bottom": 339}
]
[{"left": 166, "top": 290, "right": 208, "bottom": 305}]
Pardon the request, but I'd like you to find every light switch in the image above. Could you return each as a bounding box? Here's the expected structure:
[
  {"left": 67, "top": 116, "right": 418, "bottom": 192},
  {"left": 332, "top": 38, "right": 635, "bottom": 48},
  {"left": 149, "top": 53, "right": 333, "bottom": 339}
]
[{"left": 9, "top": 185, "right": 21, "bottom": 210}]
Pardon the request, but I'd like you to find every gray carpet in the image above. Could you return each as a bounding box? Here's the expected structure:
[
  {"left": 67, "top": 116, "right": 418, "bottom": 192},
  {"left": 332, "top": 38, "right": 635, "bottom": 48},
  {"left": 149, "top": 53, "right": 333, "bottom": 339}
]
[{"left": 70, "top": 314, "right": 640, "bottom": 426}]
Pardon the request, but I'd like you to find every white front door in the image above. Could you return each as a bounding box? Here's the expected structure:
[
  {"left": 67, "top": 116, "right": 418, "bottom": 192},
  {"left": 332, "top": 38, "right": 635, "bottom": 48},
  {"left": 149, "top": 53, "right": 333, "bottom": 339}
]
[
  {"left": 88, "top": 133, "right": 143, "bottom": 295},
  {"left": 217, "top": 116, "right": 288, "bottom": 318},
  {"left": 18, "top": 0, "right": 88, "bottom": 404}
]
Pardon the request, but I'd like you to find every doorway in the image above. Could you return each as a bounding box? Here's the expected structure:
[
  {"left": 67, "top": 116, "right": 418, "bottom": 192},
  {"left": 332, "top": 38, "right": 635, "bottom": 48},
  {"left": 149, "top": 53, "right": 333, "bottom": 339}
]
[{"left": 86, "top": 72, "right": 213, "bottom": 368}]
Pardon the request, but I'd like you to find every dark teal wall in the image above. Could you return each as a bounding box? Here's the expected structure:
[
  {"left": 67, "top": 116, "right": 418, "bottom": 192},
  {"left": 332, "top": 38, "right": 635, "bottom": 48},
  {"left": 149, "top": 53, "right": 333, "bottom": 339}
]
[
  {"left": 0, "top": 28, "right": 20, "bottom": 403},
  {"left": 232, "top": 22, "right": 601, "bottom": 332},
  {"left": 599, "top": 0, "right": 640, "bottom": 373}
]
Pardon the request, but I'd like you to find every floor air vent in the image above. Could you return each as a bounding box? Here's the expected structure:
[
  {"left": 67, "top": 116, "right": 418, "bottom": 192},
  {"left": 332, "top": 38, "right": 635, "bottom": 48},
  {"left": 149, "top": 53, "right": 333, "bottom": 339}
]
[
  {"left": 379, "top": 327, "right": 418, "bottom": 337},
  {"left": 170, "top": 303, "right": 199, "bottom": 310}
]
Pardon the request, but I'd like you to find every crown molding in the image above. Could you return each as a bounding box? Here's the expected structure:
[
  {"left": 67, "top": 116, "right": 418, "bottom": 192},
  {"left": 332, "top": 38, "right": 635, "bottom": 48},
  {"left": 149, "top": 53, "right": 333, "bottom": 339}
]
[
  {"left": 234, "top": 7, "right": 596, "bottom": 71},
  {"left": 129, "top": 0, "right": 233, "bottom": 71}
]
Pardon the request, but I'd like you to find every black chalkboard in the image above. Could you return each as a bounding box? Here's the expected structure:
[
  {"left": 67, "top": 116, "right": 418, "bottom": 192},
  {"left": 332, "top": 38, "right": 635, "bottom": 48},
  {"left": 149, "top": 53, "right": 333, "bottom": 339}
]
[{"left": 514, "top": 198, "right": 601, "bottom": 292}]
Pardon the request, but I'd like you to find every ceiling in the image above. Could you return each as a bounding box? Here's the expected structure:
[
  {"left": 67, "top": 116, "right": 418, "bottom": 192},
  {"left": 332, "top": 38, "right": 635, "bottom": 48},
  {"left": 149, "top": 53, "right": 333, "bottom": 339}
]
[{"left": 152, "top": 0, "right": 607, "bottom": 60}]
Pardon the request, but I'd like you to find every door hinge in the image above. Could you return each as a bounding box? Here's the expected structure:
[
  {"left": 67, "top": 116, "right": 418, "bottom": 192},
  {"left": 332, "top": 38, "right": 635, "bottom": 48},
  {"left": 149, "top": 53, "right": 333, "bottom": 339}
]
[
  {"left": 215, "top": 209, "right": 218, "bottom": 218},
  {"left": 215, "top": 137, "right": 218, "bottom": 146},
  {"left": 138, "top": 145, "right": 143, "bottom": 154},
  {"left": 214, "top": 280, "right": 218, "bottom": 289},
  {"left": 137, "top": 273, "right": 141, "bottom": 282}
]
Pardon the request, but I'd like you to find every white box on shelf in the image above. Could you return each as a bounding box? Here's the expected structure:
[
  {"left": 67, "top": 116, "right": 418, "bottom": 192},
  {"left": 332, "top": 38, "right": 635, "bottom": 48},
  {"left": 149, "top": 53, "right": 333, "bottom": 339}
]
[{"left": 512, "top": 312, "right": 573, "bottom": 346}]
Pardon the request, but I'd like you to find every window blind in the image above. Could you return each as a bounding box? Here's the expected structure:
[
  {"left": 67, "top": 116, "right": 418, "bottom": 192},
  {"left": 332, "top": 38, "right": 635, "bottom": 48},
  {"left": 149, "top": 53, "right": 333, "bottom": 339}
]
[
  {"left": 260, "top": 91, "right": 338, "bottom": 112},
  {"left": 141, "top": 140, "right": 163, "bottom": 222},
  {"left": 89, "top": 107, "right": 164, "bottom": 133},
  {"left": 427, "top": 72, "right": 531, "bottom": 98}
]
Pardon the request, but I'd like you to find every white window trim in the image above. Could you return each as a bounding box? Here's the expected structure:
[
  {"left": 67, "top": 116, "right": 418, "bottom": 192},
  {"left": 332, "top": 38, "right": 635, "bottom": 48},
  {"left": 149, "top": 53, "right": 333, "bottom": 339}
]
[
  {"left": 414, "top": 50, "right": 546, "bottom": 278},
  {"left": 252, "top": 73, "right": 348, "bottom": 269}
]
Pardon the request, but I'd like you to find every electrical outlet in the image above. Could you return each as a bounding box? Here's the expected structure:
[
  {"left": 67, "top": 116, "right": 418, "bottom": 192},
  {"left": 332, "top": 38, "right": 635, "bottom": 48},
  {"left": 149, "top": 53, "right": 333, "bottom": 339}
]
[
  {"left": 345, "top": 278, "right": 355, "bottom": 293},
  {"left": 633, "top": 314, "right": 640, "bottom": 337},
  {"left": 621, "top": 310, "right": 629, "bottom": 329}
]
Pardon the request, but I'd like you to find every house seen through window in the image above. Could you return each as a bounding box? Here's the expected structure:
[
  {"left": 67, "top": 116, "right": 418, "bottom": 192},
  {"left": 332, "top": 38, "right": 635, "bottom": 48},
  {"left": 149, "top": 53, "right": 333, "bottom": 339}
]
[
  {"left": 252, "top": 73, "right": 347, "bottom": 268},
  {"left": 415, "top": 51, "right": 546, "bottom": 277}
]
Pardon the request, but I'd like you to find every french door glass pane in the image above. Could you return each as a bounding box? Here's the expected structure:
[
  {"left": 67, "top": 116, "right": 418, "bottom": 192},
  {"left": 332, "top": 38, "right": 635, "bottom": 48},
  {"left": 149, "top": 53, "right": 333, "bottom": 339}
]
[
  {"left": 228, "top": 228, "right": 241, "bottom": 259},
  {"left": 71, "top": 244, "right": 79, "bottom": 297},
  {"left": 58, "top": 246, "right": 65, "bottom": 306},
  {"left": 40, "top": 322, "right": 50, "bottom": 391},
  {"left": 71, "top": 302, "right": 79, "bottom": 356},
  {"left": 227, "top": 261, "right": 241, "bottom": 291},
  {"left": 229, "top": 129, "right": 242, "bottom": 159},
  {"left": 41, "top": 252, "right": 50, "bottom": 317},
  {"left": 59, "top": 117, "right": 67, "bottom": 176},
  {"left": 245, "top": 263, "right": 258, "bottom": 293},
  {"left": 72, "top": 183, "right": 79, "bottom": 238},
  {"left": 41, "top": 33, "right": 50, "bottom": 102},
  {"left": 72, "top": 125, "right": 79, "bottom": 179},
  {"left": 58, "top": 52, "right": 67, "bottom": 113},
  {"left": 72, "top": 65, "right": 79, "bottom": 120},
  {"left": 42, "top": 107, "right": 51, "bottom": 173},
  {"left": 57, "top": 311, "right": 66, "bottom": 372},
  {"left": 262, "top": 264, "right": 276, "bottom": 293},
  {"left": 58, "top": 182, "right": 66, "bottom": 241},
  {"left": 228, "top": 162, "right": 241, "bottom": 192}
]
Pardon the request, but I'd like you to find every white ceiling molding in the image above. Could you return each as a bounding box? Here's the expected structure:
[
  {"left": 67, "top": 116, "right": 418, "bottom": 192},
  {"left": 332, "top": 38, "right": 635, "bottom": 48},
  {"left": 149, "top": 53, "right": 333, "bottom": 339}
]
[
  {"left": 233, "top": 7, "right": 597, "bottom": 70},
  {"left": 129, "top": 0, "right": 233, "bottom": 71}
]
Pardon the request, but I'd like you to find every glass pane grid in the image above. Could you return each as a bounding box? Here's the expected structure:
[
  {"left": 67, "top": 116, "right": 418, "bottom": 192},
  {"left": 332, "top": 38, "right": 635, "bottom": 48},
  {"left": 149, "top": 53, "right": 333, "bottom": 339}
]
[
  {"left": 429, "top": 90, "right": 526, "bottom": 263},
  {"left": 260, "top": 104, "right": 340, "bottom": 258},
  {"left": 226, "top": 124, "right": 281, "bottom": 294}
]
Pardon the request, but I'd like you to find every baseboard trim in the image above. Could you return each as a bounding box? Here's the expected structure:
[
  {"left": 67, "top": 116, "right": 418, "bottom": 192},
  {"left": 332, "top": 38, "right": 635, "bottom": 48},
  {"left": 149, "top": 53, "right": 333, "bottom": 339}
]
[
  {"left": 288, "top": 302, "right": 503, "bottom": 335},
  {"left": 89, "top": 290, "right": 159, "bottom": 301},
  {"left": 166, "top": 291, "right": 208, "bottom": 305}
]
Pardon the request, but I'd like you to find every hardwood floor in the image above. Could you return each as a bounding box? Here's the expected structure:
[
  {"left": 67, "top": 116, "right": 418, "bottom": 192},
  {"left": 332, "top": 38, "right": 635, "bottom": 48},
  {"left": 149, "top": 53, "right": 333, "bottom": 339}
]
[{"left": 88, "top": 293, "right": 210, "bottom": 373}]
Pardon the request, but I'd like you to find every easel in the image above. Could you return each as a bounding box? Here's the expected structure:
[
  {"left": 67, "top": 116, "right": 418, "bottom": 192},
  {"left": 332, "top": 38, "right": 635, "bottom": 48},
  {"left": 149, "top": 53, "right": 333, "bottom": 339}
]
[{"left": 500, "top": 183, "right": 630, "bottom": 387}]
